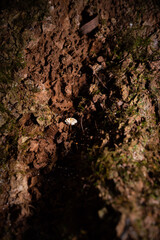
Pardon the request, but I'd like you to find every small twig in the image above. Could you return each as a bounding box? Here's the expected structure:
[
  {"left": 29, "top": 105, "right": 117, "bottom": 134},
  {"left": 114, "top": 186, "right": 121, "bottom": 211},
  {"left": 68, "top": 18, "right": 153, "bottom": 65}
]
[
  {"left": 68, "top": 124, "right": 72, "bottom": 136},
  {"left": 81, "top": 115, "right": 84, "bottom": 133},
  {"left": 94, "top": 72, "right": 108, "bottom": 90},
  {"left": 89, "top": 64, "right": 108, "bottom": 90},
  {"left": 95, "top": 120, "right": 98, "bottom": 130},
  {"left": 118, "top": 53, "right": 129, "bottom": 63}
]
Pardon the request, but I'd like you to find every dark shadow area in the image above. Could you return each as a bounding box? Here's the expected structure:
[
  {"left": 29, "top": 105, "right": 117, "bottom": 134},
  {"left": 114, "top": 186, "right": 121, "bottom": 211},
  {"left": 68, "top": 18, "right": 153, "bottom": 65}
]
[
  {"left": 23, "top": 148, "right": 120, "bottom": 240},
  {"left": 80, "top": 7, "right": 97, "bottom": 27},
  {"left": 0, "top": 0, "right": 48, "bottom": 12}
]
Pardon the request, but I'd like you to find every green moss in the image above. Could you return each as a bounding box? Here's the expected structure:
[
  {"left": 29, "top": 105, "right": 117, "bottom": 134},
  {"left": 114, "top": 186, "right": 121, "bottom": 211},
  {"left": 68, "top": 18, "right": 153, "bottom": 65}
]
[
  {"left": 101, "top": 19, "right": 107, "bottom": 26},
  {"left": 0, "top": 0, "right": 48, "bottom": 89},
  {"left": 107, "top": 24, "right": 152, "bottom": 67},
  {"left": 20, "top": 141, "right": 29, "bottom": 150},
  {"left": 39, "top": 116, "right": 45, "bottom": 121},
  {"left": 0, "top": 103, "right": 7, "bottom": 113},
  {"left": 0, "top": 0, "right": 50, "bottom": 171}
]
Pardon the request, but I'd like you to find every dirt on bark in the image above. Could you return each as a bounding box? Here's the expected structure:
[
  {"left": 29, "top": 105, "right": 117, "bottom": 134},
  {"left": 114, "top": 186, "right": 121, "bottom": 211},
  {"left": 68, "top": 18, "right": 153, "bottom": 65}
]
[{"left": 0, "top": 0, "right": 160, "bottom": 239}]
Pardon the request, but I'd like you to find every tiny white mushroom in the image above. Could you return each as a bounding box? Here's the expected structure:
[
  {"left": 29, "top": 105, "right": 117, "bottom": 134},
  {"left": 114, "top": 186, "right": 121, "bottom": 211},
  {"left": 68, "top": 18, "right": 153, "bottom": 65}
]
[
  {"left": 130, "top": 23, "right": 133, "bottom": 28},
  {"left": 65, "top": 118, "right": 77, "bottom": 126}
]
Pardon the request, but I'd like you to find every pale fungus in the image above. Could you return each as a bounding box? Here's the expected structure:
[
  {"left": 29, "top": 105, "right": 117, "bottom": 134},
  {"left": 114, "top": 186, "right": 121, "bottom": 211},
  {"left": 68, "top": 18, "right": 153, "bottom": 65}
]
[{"left": 65, "top": 118, "right": 77, "bottom": 126}]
